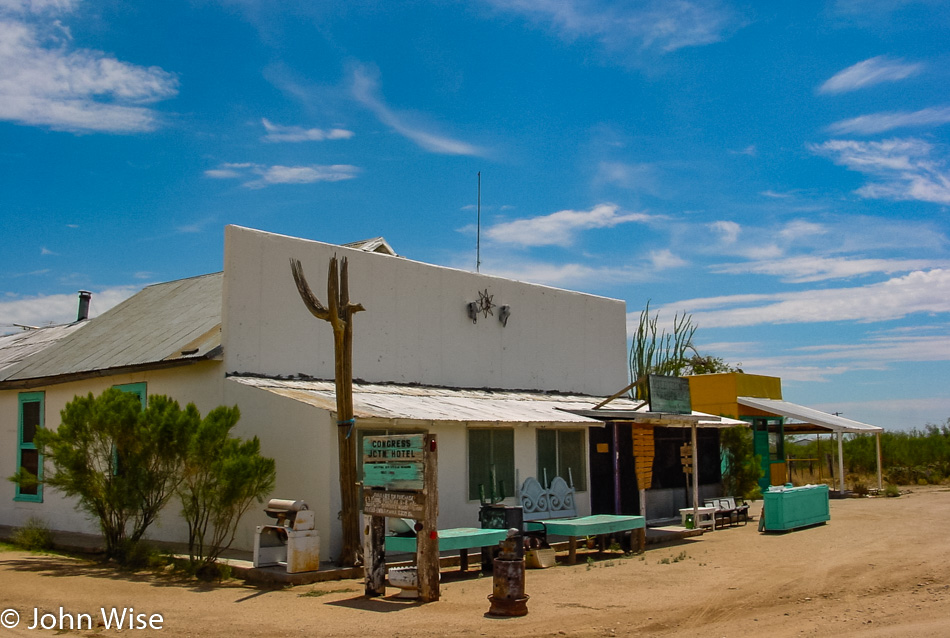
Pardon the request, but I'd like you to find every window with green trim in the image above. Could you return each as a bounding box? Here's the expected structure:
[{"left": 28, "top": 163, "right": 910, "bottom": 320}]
[
  {"left": 114, "top": 382, "right": 147, "bottom": 409},
  {"left": 16, "top": 392, "right": 44, "bottom": 502},
  {"left": 112, "top": 383, "right": 146, "bottom": 475},
  {"left": 537, "top": 429, "right": 587, "bottom": 491},
  {"left": 468, "top": 428, "right": 514, "bottom": 501}
]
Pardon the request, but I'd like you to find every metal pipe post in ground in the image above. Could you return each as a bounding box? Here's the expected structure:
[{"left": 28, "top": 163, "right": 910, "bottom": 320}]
[{"left": 487, "top": 529, "right": 528, "bottom": 617}]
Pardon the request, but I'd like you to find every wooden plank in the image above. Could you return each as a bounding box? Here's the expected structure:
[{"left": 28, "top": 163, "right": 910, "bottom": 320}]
[
  {"left": 363, "top": 515, "right": 386, "bottom": 596},
  {"left": 363, "top": 489, "right": 426, "bottom": 519}
]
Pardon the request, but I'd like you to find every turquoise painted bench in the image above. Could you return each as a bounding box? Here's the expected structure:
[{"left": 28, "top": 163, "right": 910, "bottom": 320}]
[
  {"left": 518, "top": 475, "right": 646, "bottom": 564},
  {"left": 384, "top": 527, "right": 509, "bottom": 571}
]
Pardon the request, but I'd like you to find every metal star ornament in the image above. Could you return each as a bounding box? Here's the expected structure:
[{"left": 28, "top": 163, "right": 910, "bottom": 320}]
[{"left": 477, "top": 289, "right": 496, "bottom": 318}]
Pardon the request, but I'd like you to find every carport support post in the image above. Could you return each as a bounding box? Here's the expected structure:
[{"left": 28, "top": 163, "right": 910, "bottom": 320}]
[
  {"left": 837, "top": 431, "right": 846, "bottom": 494},
  {"left": 876, "top": 432, "right": 883, "bottom": 491}
]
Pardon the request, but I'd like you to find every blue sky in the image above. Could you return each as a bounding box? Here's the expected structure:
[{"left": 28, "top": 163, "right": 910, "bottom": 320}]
[{"left": 1, "top": 0, "right": 948, "bottom": 430}]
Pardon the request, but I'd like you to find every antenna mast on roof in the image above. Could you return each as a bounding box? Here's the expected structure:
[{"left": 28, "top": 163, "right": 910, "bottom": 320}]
[{"left": 476, "top": 171, "right": 481, "bottom": 273}]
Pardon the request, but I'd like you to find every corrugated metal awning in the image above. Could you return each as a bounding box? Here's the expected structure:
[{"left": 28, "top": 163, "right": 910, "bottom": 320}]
[
  {"left": 738, "top": 396, "right": 884, "bottom": 434},
  {"left": 229, "top": 376, "right": 630, "bottom": 427},
  {"left": 558, "top": 407, "right": 747, "bottom": 428}
]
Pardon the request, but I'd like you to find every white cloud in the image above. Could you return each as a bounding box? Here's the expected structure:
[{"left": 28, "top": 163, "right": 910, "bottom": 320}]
[
  {"left": 818, "top": 55, "right": 922, "bottom": 94},
  {"left": 205, "top": 162, "right": 360, "bottom": 188},
  {"left": 594, "top": 161, "right": 660, "bottom": 192},
  {"left": 828, "top": 106, "right": 950, "bottom": 135},
  {"left": 760, "top": 190, "right": 794, "bottom": 199},
  {"left": 711, "top": 255, "right": 945, "bottom": 283},
  {"left": 778, "top": 220, "right": 827, "bottom": 241},
  {"left": 810, "top": 138, "right": 950, "bottom": 205},
  {"left": 729, "top": 144, "right": 757, "bottom": 156},
  {"left": 484, "top": 260, "right": 639, "bottom": 288},
  {"left": 485, "top": 0, "right": 741, "bottom": 54},
  {"left": 648, "top": 249, "right": 687, "bottom": 270},
  {"left": 0, "top": 4, "right": 178, "bottom": 133},
  {"left": 485, "top": 203, "right": 652, "bottom": 247},
  {"left": 350, "top": 64, "right": 482, "bottom": 156},
  {"left": 0, "top": 284, "right": 139, "bottom": 329},
  {"left": 261, "top": 118, "right": 354, "bottom": 143},
  {"left": 665, "top": 269, "right": 950, "bottom": 328},
  {"left": 708, "top": 220, "right": 741, "bottom": 244}
]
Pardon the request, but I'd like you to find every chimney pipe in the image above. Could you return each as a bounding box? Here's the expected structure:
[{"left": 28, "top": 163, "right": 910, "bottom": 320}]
[{"left": 77, "top": 290, "right": 92, "bottom": 322}]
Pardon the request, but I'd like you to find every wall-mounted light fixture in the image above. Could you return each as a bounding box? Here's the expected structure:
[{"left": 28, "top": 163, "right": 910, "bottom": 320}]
[
  {"left": 466, "top": 301, "right": 479, "bottom": 324},
  {"left": 498, "top": 305, "right": 511, "bottom": 327}
]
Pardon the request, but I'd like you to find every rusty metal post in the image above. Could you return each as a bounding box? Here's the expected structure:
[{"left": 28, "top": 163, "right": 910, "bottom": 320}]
[{"left": 487, "top": 529, "right": 529, "bottom": 617}]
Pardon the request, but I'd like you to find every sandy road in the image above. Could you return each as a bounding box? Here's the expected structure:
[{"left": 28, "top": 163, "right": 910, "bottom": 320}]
[{"left": 1, "top": 487, "right": 948, "bottom": 637}]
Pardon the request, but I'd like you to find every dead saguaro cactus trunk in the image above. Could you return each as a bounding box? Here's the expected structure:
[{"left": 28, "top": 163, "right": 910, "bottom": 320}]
[{"left": 291, "top": 256, "right": 365, "bottom": 567}]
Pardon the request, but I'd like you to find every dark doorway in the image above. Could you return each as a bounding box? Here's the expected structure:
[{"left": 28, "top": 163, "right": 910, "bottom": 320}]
[{"left": 588, "top": 423, "right": 640, "bottom": 515}]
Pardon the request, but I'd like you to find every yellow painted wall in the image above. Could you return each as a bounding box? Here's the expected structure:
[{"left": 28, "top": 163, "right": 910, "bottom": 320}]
[{"left": 687, "top": 372, "right": 783, "bottom": 419}]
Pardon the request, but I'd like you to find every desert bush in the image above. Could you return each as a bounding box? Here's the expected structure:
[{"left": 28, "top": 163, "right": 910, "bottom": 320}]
[
  {"left": 721, "top": 426, "right": 764, "bottom": 500},
  {"left": 31, "top": 389, "right": 195, "bottom": 561},
  {"left": 12, "top": 517, "right": 53, "bottom": 551},
  {"left": 179, "top": 405, "right": 275, "bottom": 572}
]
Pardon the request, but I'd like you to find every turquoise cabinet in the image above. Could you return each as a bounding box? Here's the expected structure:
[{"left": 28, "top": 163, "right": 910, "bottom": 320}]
[{"left": 762, "top": 484, "right": 830, "bottom": 531}]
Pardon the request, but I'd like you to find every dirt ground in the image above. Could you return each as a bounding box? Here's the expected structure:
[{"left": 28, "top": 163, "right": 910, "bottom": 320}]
[{"left": 2, "top": 486, "right": 949, "bottom": 637}]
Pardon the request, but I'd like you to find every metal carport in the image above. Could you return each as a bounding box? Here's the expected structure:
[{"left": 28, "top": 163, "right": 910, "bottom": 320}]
[{"left": 737, "top": 397, "right": 884, "bottom": 493}]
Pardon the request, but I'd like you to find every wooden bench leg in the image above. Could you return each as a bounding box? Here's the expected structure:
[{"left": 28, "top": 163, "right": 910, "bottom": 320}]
[
  {"left": 568, "top": 537, "right": 577, "bottom": 564},
  {"left": 460, "top": 548, "right": 469, "bottom": 572}
]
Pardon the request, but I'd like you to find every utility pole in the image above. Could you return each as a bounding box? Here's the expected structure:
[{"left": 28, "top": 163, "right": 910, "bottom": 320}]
[{"left": 476, "top": 171, "right": 481, "bottom": 272}]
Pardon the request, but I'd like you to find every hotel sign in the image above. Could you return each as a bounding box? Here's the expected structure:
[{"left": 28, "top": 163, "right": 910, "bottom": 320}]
[{"left": 362, "top": 434, "right": 426, "bottom": 491}]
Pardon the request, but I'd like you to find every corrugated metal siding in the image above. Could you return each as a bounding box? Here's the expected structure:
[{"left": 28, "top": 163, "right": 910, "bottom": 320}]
[
  {"left": 2, "top": 273, "right": 222, "bottom": 382},
  {"left": 228, "top": 376, "right": 637, "bottom": 425}
]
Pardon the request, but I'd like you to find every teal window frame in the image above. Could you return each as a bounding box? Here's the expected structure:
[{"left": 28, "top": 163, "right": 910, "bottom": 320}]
[
  {"left": 15, "top": 391, "right": 44, "bottom": 502},
  {"left": 536, "top": 428, "right": 587, "bottom": 491},
  {"left": 111, "top": 383, "right": 146, "bottom": 475},
  {"left": 114, "top": 382, "right": 147, "bottom": 409},
  {"left": 467, "top": 428, "right": 515, "bottom": 501}
]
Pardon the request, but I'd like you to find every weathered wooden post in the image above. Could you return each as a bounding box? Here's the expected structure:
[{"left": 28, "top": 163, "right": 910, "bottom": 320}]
[
  {"left": 418, "top": 433, "right": 440, "bottom": 603},
  {"left": 291, "top": 256, "right": 365, "bottom": 567}
]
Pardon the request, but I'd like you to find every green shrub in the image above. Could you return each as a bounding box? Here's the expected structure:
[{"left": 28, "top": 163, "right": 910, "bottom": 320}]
[
  {"left": 721, "top": 426, "right": 764, "bottom": 500},
  {"left": 115, "top": 541, "right": 169, "bottom": 570},
  {"left": 12, "top": 517, "right": 53, "bottom": 551},
  {"left": 31, "top": 389, "right": 194, "bottom": 561},
  {"left": 884, "top": 484, "right": 900, "bottom": 497}
]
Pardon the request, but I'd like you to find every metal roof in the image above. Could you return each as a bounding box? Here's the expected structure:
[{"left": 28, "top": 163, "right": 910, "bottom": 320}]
[
  {"left": 0, "top": 273, "right": 222, "bottom": 387},
  {"left": 228, "top": 376, "right": 643, "bottom": 426},
  {"left": 0, "top": 323, "right": 87, "bottom": 376},
  {"left": 342, "top": 237, "right": 397, "bottom": 256},
  {"left": 558, "top": 406, "right": 747, "bottom": 428},
  {"left": 229, "top": 376, "right": 744, "bottom": 428},
  {"left": 737, "top": 396, "right": 884, "bottom": 434}
]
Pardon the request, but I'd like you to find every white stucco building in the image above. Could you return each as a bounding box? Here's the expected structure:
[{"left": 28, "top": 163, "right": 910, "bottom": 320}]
[{"left": 2, "top": 226, "right": 635, "bottom": 562}]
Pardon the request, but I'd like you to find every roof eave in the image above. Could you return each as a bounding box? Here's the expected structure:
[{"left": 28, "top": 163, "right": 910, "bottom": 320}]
[{"left": 0, "top": 347, "right": 222, "bottom": 391}]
